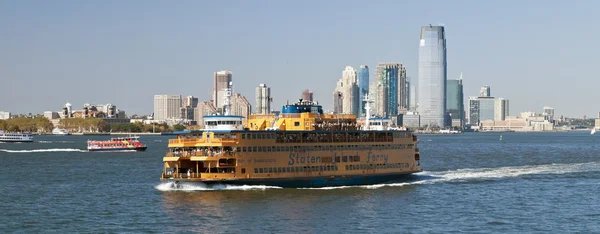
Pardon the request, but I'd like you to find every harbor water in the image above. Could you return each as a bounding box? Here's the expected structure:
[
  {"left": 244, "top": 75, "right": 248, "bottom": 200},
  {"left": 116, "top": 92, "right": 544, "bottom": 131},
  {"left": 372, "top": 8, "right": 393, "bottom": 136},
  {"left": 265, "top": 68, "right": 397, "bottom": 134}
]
[{"left": 1, "top": 132, "right": 600, "bottom": 233}]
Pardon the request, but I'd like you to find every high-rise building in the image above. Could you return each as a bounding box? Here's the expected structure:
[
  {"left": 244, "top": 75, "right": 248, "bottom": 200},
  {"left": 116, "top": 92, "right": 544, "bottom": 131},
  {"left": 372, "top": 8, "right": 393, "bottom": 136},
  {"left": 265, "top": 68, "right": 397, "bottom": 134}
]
[
  {"left": 357, "top": 65, "right": 369, "bottom": 117},
  {"left": 417, "top": 25, "right": 447, "bottom": 127},
  {"left": 180, "top": 106, "right": 195, "bottom": 121},
  {"left": 333, "top": 79, "right": 344, "bottom": 114},
  {"left": 480, "top": 86, "right": 491, "bottom": 97},
  {"left": 0, "top": 111, "right": 11, "bottom": 120},
  {"left": 194, "top": 102, "right": 218, "bottom": 126},
  {"left": 183, "top": 96, "right": 199, "bottom": 108},
  {"left": 231, "top": 93, "right": 252, "bottom": 124},
  {"left": 446, "top": 74, "right": 465, "bottom": 127},
  {"left": 212, "top": 70, "right": 233, "bottom": 109},
  {"left": 374, "top": 63, "right": 407, "bottom": 117},
  {"left": 341, "top": 66, "right": 359, "bottom": 115},
  {"left": 301, "top": 89, "right": 313, "bottom": 102},
  {"left": 543, "top": 106, "right": 554, "bottom": 122},
  {"left": 153, "top": 95, "right": 182, "bottom": 121},
  {"left": 468, "top": 95, "right": 509, "bottom": 125},
  {"left": 255, "top": 84, "right": 271, "bottom": 114}
]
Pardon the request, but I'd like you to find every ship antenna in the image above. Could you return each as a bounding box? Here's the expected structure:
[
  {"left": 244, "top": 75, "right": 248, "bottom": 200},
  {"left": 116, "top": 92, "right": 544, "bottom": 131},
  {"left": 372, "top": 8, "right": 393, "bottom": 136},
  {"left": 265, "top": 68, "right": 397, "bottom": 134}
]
[
  {"left": 364, "top": 93, "right": 372, "bottom": 130},
  {"left": 223, "top": 81, "right": 232, "bottom": 116}
]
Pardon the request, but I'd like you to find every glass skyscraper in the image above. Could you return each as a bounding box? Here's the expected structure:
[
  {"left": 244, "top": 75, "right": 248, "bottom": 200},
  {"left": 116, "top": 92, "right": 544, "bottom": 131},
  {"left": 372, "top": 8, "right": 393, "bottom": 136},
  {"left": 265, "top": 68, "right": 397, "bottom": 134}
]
[
  {"left": 417, "top": 25, "right": 447, "bottom": 127},
  {"left": 446, "top": 76, "right": 464, "bottom": 127},
  {"left": 375, "top": 63, "right": 406, "bottom": 117},
  {"left": 357, "top": 65, "right": 369, "bottom": 117}
]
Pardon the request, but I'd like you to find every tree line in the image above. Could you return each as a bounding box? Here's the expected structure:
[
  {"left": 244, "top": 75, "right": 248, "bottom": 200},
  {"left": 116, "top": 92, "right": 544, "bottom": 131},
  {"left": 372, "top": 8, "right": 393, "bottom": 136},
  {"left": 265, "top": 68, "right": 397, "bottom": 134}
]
[
  {"left": 0, "top": 117, "right": 53, "bottom": 133},
  {"left": 0, "top": 117, "right": 187, "bottom": 133}
]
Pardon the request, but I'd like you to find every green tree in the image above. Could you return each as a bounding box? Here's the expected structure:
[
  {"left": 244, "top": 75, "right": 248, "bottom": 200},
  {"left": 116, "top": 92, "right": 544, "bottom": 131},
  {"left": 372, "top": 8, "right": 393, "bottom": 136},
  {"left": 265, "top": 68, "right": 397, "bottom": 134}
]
[{"left": 172, "top": 124, "right": 186, "bottom": 131}]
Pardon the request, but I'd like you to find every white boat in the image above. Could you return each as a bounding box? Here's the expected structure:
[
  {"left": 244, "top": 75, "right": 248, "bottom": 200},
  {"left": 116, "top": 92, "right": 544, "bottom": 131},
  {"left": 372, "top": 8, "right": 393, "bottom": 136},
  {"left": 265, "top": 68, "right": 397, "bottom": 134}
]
[
  {"left": 592, "top": 128, "right": 596, "bottom": 135},
  {"left": 52, "top": 128, "right": 70, "bottom": 136},
  {"left": 0, "top": 131, "right": 34, "bottom": 142}
]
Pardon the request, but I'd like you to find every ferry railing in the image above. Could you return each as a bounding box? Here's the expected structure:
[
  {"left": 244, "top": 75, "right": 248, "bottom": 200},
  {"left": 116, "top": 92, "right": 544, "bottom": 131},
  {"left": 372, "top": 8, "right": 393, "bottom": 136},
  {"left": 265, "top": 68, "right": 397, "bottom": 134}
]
[{"left": 166, "top": 151, "right": 237, "bottom": 158}]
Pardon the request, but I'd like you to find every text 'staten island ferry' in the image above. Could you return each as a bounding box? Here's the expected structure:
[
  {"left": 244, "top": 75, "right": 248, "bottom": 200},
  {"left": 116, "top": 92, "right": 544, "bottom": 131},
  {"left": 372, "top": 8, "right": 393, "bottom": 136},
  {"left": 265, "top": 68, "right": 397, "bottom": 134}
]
[
  {"left": 160, "top": 84, "right": 421, "bottom": 188},
  {"left": 87, "top": 136, "right": 147, "bottom": 152},
  {"left": 0, "top": 131, "right": 34, "bottom": 143}
]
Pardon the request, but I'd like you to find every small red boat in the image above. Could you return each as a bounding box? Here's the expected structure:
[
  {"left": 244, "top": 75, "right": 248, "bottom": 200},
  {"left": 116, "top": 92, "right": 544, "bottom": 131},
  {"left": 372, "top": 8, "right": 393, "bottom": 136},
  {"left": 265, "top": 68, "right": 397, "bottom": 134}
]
[{"left": 87, "top": 136, "right": 147, "bottom": 152}]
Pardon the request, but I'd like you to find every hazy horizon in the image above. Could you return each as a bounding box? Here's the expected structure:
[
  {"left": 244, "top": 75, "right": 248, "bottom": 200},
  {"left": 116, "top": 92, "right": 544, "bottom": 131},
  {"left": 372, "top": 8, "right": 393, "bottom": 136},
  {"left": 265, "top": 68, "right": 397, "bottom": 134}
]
[{"left": 1, "top": 1, "right": 599, "bottom": 118}]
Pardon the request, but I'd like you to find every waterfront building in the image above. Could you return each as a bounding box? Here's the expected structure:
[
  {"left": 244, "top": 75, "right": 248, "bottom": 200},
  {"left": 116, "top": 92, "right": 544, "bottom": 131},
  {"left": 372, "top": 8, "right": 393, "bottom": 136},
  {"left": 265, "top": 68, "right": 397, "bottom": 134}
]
[
  {"left": 180, "top": 106, "right": 195, "bottom": 121},
  {"left": 468, "top": 95, "right": 509, "bottom": 125},
  {"left": 332, "top": 79, "right": 344, "bottom": 114},
  {"left": 183, "top": 96, "right": 199, "bottom": 108},
  {"left": 154, "top": 95, "right": 182, "bottom": 121},
  {"left": 446, "top": 74, "right": 464, "bottom": 127},
  {"left": 0, "top": 111, "right": 11, "bottom": 120},
  {"left": 403, "top": 112, "right": 421, "bottom": 128},
  {"left": 212, "top": 70, "right": 233, "bottom": 109},
  {"left": 357, "top": 65, "right": 369, "bottom": 117},
  {"left": 375, "top": 63, "right": 407, "bottom": 117},
  {"left": 255, "top": 84, "right": 271, "bottom": 114},
  {"left": 301, "top": 89, "right": 313, "bottom": 102},
  {"left": 341, "top": 66, "right": 360, "bottom": 115},
  {"left": 417, "top": 25, "right": 447, "bottom": 127}
]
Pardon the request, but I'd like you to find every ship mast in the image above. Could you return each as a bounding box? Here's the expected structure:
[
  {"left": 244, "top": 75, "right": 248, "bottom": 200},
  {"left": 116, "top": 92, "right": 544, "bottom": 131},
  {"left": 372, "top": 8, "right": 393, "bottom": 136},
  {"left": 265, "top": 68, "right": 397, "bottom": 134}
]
[
  {"left": 364, "top": 93, "right": 372, "bottom": 130},
  {"left": 223, "top": 81, "right": 233, "bottom": 116}
]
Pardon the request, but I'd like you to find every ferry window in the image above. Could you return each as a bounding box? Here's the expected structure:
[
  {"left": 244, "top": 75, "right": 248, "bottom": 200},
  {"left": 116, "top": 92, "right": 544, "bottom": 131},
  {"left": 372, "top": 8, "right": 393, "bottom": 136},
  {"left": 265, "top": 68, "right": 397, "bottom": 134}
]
[
  {"left": 299, "top": 167, "right": 304, "bottom": 172},
  {"left": 271, "top": 146, "right": 276, "bottom": 152},
  {"left": 354, "top": 156, "right": 360, "bottom": 161},
  {"left": 242, "top": 134, "right": 246, "bottom": 139},
  {"left": 254, "top": 168, "right": 258, "bottom": 173},
  {"left": 257, "top": 134, "right": 262, "bottom": 139},
  {"left": 277, "top": 168, "right": 282, "bottom": 173},
  {"left": 242, "top": 168, "right": 246, "bottom": 174},
  {"left": 342, "top": 156, "right": 348, "bottom": 162},
  {"left": 242, "top": 147, "right": 246, "bottom": 152},
  {"left": 259, "top": 168, "right": 264, "bottom": 173},
  {"left": 294, "top": 122, "right": 300, "bottom": 126},
  {"left": 267, "top": 147, "right": 271, "bottom": 152},
  {"left": 271, "top": 168, "right": 276, "bottom": 173},
  {"left": 335, "top": 156, "right": 340, "bottom": 163},
  {"left": 286, "top": 167, "right": 291, "bottom": 173}
]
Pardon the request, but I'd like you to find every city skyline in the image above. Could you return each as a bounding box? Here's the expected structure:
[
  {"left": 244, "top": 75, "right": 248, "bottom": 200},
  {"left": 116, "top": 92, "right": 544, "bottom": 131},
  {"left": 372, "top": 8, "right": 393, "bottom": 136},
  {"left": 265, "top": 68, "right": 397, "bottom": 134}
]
[{"left": 1, "top": 1, "right": 599, "bottom": 117}]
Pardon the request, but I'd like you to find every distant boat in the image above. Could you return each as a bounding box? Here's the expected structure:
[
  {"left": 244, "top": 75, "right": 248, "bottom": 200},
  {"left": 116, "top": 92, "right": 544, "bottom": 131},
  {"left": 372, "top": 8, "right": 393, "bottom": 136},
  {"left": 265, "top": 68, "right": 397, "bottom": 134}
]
[
  {"left": 52, "top": 128, "right": 70, "bottom": 136},
  {"left": 87, "top": 136, "right": 147, "bottom": 152},
  {"left": 592, "top": 128, "right": 596, "bottom": 135},
  {"left": 0, "top": 131, "right": 34, "bottom": 143}
]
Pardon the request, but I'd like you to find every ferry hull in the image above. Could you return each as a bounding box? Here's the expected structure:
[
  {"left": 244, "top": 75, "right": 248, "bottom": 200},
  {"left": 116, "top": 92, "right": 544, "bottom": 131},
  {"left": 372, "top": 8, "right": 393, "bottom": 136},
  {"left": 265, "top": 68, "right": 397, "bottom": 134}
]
[
  {"left": 164, "top": 172, "right": 419, "bottom": 188},
  {"left": 88, "top": 146, "right": 147, "bottom": 152}
]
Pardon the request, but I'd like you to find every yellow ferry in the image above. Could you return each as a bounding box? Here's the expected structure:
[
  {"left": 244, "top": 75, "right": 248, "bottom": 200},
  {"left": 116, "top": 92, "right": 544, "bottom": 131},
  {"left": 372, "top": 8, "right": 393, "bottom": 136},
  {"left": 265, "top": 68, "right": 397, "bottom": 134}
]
[{"left": 160, "top": 90, "right": 422, "bottom": 188}]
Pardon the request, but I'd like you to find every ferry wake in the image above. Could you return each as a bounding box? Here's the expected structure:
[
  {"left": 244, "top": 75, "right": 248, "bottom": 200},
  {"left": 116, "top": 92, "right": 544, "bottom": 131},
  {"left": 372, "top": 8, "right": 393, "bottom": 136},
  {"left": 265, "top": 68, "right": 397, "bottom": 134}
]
[{"left": 160, "top": 85, "right": 421, "bottom": 188}]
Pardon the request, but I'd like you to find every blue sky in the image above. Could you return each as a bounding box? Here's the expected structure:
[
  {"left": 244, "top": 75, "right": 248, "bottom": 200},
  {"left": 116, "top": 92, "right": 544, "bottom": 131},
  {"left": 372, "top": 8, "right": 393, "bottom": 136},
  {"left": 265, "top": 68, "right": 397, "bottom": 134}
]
[{"left": 1, "top": 0, "right": 599, "bottom": 117}]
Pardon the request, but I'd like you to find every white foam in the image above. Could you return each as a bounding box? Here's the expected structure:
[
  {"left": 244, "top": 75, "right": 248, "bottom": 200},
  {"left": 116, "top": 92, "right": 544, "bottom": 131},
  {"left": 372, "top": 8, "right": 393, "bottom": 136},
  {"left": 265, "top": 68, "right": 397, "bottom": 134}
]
[
  {"left": 155, "top": 182, "right": 282, "bottom": 192},
  {"left": 0, "top": 148, "right": 86, "bottom": 153},
  {"left": 428, "top": 161, "right": 600, "bottom": 182}
]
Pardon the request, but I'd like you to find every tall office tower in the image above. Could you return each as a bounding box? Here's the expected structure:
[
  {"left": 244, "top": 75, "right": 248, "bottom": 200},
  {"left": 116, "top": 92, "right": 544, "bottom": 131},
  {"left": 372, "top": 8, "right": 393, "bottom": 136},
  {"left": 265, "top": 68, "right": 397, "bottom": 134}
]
[
  {"left": 480, "top": 85, "right": 491, "bottom": 97},
  {"left": 255, "top": 84, "right": 271, "bottom": 114},
  {"left": 301, "top": 89, "right": 313, "bottom": 102},
  {"left": 333, "top": 78, "right": 344, "bottom": 114},
  {"left": 417, "top": 25, "right": 447, "bottom": 127},
  {"left": 369, "top": 80, "right": 384, "bottom": 116},
  {"left": 341, "top": 66, "right": 359, "bottom": 115},
  {"left": 357, "top": 65, "right": 369, "bottom": 117},
  {"left": 183, "top": 96, "right": 199, "bottom": 108},
  {"left": 446, "top": 73, "right": 465, "bottom": 127},
  {"left": 212, "top": 70, "right": 233, "bottom": 109},
  {"left": 543, "top": 106, "right": 554, "bottom": 122},
  {"left": 153, "top": 95, "right": 182, "bottom": 121},
  {"left": 493, "top": 98, "right": 508, "bottom": 121},
  {"left": 375, "top": 63, "right": 406, "bottom": 117}
]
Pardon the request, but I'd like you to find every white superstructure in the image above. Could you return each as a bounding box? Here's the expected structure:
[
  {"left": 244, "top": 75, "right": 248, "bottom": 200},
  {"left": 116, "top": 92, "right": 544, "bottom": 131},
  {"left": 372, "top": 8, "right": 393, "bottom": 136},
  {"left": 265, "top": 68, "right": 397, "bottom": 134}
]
[
  {"left": 52, "top": 128, "right": 70, "bottom": 136},
  {"left": 0, "top": 131, "right": 34, "bottom": 142}
]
